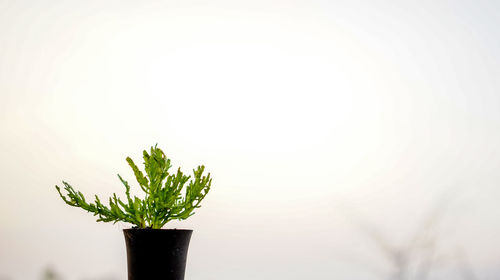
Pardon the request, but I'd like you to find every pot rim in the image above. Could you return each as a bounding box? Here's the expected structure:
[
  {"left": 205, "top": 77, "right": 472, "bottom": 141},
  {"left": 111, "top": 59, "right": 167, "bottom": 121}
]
[{"left": 123, "top": 228, "right": 193, "bottom": 232}]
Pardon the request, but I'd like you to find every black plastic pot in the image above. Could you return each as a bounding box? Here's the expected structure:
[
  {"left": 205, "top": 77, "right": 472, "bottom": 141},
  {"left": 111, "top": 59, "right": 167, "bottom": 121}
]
[{"left": 123, "top": 228, "right": 193, "bottom": 280}]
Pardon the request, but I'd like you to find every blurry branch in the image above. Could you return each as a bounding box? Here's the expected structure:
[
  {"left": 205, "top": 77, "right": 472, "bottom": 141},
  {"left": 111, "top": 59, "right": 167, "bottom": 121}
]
[{"left": 346, "top": 191, "right": 478, "bottom": 280}]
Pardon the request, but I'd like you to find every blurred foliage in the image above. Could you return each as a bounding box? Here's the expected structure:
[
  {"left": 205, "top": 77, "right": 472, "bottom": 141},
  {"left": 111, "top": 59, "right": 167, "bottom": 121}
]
[
  {"left": 56, "top": 145, "right": 212, "bottom": 228},
  {"left": 41, "top": 266, "right": 62, "bottom": 280}
]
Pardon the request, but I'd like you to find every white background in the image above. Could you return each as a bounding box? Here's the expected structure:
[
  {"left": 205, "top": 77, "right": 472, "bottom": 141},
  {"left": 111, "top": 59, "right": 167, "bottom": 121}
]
[{"left": 1, "top": 0, "right": 500, "bottom": 279}]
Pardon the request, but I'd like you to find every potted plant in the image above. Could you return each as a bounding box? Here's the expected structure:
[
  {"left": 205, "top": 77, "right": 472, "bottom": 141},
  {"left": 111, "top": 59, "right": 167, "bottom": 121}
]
[{"left": 56, "top": 145, "right": 212, "bottom": 280}]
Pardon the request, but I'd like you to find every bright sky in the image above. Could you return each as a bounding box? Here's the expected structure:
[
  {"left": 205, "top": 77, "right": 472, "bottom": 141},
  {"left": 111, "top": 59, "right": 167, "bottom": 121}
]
[{"left": 1, "top": 0, "right": 500, "bottom": 279}]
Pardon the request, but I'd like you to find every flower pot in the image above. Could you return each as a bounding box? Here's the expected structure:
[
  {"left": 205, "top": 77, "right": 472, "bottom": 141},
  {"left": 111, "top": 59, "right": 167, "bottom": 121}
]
[{"left": 123, "top": 228, "right": 193, "bottom": 280}]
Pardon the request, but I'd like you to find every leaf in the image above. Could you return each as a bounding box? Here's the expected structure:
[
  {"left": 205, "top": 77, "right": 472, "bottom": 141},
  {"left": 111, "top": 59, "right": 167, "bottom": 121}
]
[{"left": 126, "top": 157, "right": 149, "bottom": 193}]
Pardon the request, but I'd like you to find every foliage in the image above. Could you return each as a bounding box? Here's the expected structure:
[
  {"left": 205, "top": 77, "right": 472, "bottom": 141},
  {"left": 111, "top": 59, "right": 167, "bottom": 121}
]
[{"left": 56, "top": 145, "right": 212, "bottom": 229}]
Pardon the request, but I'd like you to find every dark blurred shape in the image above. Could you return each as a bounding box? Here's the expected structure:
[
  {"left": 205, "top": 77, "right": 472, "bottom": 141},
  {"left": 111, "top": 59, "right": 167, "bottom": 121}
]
[
  {"left": 41, "top": 266, "right": 63, "bottom": 280},
  {"left": 79, "top": 277, "right": 121, "bottom": 280}
]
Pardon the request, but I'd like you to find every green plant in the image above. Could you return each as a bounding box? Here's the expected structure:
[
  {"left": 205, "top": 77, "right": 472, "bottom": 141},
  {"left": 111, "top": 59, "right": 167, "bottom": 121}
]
[{"left": 56, "top": 145, "right": 212, "bottom": 229}]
